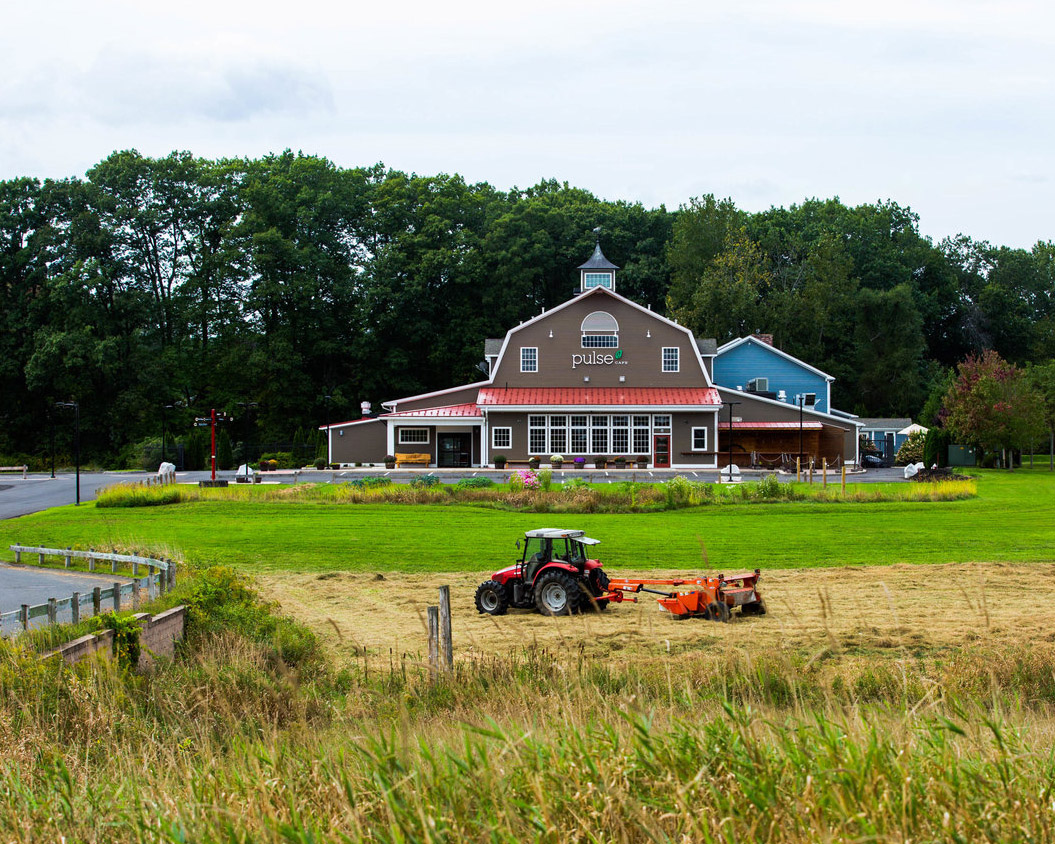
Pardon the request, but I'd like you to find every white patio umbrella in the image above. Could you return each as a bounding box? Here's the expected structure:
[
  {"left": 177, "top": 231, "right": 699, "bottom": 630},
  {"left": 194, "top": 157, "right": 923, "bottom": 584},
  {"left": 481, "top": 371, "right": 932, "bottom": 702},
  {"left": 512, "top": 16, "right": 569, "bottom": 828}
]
[{"left": 897, "top": 423, "right": 928, "bottom": 436}]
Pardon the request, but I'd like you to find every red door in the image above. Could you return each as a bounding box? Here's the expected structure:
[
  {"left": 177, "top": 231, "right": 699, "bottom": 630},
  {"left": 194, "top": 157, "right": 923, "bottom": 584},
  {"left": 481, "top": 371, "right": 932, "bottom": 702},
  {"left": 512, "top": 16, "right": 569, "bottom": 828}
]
[{"left": 653, "top": 435, "right": 671, "bottom": 468}]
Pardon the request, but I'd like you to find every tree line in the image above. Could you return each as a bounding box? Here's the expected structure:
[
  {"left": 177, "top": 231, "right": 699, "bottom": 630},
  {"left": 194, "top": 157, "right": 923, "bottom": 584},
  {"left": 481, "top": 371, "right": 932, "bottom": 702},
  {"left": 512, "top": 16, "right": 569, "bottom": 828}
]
[{"left": 2, "top": 150, "right": 1052, "bottom": 466}]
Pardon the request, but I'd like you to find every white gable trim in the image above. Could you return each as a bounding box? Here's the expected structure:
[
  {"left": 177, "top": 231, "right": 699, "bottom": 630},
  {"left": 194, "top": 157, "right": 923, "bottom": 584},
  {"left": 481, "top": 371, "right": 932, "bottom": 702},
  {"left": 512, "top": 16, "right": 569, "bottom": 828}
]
[
  {"left": 491, "top": 287, "right": 714, "bottom": 387},
  {"left": 716, "top": 336, "right": 835, "bottom": 382},
  {"left": 381, "top": 380, "right": 490, "bottom": 412},
  {"left": 716, "top": 387, "right": 863, "bottom": 428}
]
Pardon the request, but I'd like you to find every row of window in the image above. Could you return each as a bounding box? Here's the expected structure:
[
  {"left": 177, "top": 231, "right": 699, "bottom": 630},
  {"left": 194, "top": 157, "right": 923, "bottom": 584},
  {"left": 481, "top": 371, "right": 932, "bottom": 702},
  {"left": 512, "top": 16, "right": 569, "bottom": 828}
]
[
  {"left": 490, "top": 415, "right": 708, "bottom": 455},
  {"left": 520, "top": 346, "right": 679, "bottom": 372},
  {"left": 399, "top": 420, "right": 710, "bottom": 454}
]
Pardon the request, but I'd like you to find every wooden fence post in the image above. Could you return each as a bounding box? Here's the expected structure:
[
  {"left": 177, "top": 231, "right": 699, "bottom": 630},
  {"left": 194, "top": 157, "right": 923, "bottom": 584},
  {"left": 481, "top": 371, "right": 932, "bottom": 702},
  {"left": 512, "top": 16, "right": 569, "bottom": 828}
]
[
  {"left": 20, "top": 604, "right": 28, "bottom": 631},
  {"left": 841, "top": 464, "right": 846, "bottom": 494},
  {"left": 47, "top": 598, "right": 56, "bottom": 625},
  {"left": 72, "top": 592, "right": 80, "bottom": 625},
  {"left": 132, "top": 581, "right": 141, "bottom": 610},
  {"left": 438, "top": 586, "right": 453, "bottom": 671},
  {"left": 112, "top": 583, "right": 121, "bottom": 612},
  {"left": 132, "top": 560, "right": 139, "bottom": 577},
  {"left": 14, "top": 547, "right": 20, "bottom": 565},
  {"left": 167, "top": 560, "right": 175, "bottom": 590},
  {"left": 427, "top": 606, "right": 439, "bottom": 679},
  {"left": 88, "top": 548, "right": 95, "bottom": 573},
  {"left": 65, "top": 547, "right": 72, "bottom": 569},
  {"left": 796, "top": 457, "right": 800, "bottom": 482},
  {"left": 147, "top": 566, "right": 156, "bottom": 600},
  {"left": 92, "top": 587, "right": 101, "bottom": 617},
  {"left": 822, "top": 458, "right": 828, "bottom": 488},
  {"left": 38, "top": 550, "right": 45, "bottom": 566}
]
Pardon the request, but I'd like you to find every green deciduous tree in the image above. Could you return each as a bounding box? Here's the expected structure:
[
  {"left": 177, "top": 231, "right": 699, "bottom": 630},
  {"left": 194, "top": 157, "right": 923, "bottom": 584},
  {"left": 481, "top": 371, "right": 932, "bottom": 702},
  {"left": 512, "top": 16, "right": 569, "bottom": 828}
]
[{"left": 942, "top": 350, "right": 1045, "bottom": 469}]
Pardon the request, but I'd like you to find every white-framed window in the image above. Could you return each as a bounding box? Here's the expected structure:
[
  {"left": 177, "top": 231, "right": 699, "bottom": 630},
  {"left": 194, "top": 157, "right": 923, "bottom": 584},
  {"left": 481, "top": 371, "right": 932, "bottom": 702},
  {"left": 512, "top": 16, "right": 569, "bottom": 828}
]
[
  {"left": 399, "top": 428, "right": 429, "bottom": 444},
  {"left": 520, "top": 347, "right": 538, "bottom": 373},
  {"left": 528, "top": 415, "right": 547, "bottom": 453},
  {"left": 591, "top": 416, "right": 609, "bottom": 453},
  {"left": 583, "top": 272, "right": 612, "bottom": 289},
  {"left": 662, "top": 347, "right": 679, "bottom": 372},
  {"left": 691, "top": 427, "right": 708, "bottom": 451},
  {"left": 491, "top": 427, "right": 511, "bottom": 449},
  {"left": 633, "top": 415, "right": 651, "bottom": 453},
  {"left": 549, "top": 416, "right": 567, "bottom": 453},
  {"left": 570, "top": 415, "right": 589, "bottom": 453},
  {"left": 581, "top": 311, "right": 619, "bottom": 348},
  {"left": 652, "top": 415, "right": 671, "bottom": 433}
]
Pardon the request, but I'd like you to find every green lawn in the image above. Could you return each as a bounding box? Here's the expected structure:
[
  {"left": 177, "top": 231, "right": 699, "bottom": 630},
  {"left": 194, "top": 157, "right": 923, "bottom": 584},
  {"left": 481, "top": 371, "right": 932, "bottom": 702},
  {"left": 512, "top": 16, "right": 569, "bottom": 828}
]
[{"left": 2, "top": 469, "right": 1053, "bottom": 573}]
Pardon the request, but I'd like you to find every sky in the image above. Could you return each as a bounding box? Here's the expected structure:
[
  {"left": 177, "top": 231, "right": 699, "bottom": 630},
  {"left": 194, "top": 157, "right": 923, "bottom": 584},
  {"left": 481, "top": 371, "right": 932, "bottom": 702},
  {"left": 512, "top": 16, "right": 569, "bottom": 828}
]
[{"left": 2, "top": 0, "right": 1052, "bottom": 249}]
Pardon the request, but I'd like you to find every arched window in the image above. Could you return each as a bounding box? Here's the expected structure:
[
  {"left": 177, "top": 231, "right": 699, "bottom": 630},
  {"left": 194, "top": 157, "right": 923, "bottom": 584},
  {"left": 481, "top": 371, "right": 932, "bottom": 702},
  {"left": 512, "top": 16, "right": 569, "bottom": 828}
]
[{"left": 581, "top": 311, "right": 619, "bottom": 348}]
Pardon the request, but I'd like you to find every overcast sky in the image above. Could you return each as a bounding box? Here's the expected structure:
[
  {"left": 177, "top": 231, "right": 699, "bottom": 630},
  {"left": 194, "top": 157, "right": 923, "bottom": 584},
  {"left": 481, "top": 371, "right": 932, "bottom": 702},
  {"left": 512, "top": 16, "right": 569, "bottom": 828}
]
[{"left": 2, "top": 0, "right": 1052, "bottom": 248}]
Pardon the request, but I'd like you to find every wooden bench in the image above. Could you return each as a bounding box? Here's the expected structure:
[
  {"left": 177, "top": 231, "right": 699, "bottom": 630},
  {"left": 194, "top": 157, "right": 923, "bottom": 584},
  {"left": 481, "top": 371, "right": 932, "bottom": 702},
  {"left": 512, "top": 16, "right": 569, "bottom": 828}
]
[
  {"left": 0, "top": 465, "right": 28, "bottom": 479},
  {"left": 395, "top": 453, "right": 431, "bottom": 467}
]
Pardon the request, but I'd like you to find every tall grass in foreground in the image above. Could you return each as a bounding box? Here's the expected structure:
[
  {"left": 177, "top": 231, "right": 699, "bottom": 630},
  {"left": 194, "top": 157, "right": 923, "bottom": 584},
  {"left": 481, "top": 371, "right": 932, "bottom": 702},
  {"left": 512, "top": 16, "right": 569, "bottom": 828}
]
[
  {"left": 1, "top": 566, "right": 1053, "bottom": 842},
  {"left": 95, "top": 476, "right": 977, "bottom": 512}
]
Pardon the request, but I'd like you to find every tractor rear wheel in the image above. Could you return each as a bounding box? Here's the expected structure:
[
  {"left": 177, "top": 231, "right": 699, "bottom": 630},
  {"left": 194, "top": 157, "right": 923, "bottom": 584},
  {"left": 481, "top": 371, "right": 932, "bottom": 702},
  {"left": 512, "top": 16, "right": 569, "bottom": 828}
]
[
  {"left": 534, "top": 571, "right": 581, "bottom": 616},
  {"left": 475, "top": 580, "right": 510, "bottom": 615},
  {"left": 581, "top": 569, "right": 610, "bottom": 612},
  {"left": 705, "top": 601, "right": 730, "bottom": 623}
]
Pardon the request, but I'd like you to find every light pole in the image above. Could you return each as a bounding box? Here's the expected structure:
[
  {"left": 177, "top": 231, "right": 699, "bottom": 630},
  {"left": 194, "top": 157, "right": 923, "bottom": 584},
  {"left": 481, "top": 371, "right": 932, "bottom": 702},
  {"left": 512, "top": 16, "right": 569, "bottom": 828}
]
[
  {"left": 161, "top": 403, "right": 178, "bottom": 466},
  {"left": 725, "top": 400, "right": 741, "bottom": 481},
  {"left": 54, "top": 401, "right": 80, "bottom": 505},
  {"left": 324, "top": 394, "right": 333, "bottom": 467},
  {"left": 798, "top": 395, "right": 805, "bottom": 467},
  {"left": 237, "top": 401, "right": 258, "bottom": 481}
]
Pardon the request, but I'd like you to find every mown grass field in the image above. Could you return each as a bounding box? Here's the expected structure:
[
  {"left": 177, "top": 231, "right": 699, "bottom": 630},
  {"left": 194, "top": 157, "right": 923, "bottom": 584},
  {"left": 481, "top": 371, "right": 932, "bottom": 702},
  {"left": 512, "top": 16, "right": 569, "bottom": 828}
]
[
  {"left": 3, "top": 470, "right": 1055, "bottom": 842},
  {"left": 1, "top": 469, "right": 1051, "bottom": 573}
]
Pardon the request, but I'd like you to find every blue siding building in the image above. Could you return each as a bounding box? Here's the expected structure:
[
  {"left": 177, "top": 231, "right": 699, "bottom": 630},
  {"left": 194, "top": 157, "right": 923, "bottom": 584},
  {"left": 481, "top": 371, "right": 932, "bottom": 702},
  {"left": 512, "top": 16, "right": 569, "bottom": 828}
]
[{"left": 713, "top": 335, "right": 833, "bottom": 414}]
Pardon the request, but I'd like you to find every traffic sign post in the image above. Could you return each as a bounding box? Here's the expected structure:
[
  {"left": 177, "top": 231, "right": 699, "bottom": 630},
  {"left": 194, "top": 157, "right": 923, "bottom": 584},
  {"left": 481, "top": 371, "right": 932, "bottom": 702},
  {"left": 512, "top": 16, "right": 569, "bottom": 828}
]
[{"left": 193, "top": 410, "right": 232, "bottom": 481}]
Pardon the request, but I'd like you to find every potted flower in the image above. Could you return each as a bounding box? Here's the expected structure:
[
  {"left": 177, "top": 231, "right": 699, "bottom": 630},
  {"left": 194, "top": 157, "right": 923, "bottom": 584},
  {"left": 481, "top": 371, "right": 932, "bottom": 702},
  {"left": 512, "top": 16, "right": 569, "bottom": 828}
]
[
  {"left": 573, "top": 457, "right": 586, "bottom": 469},
  {"left": 550, "top": 454, "right": 564, "bottom": 468},
  {"left": 593, "top": 456, "right": 607, "bottom": 469},
  {"left": 528, "top": 456, "right": 541, "bottom": 470},
  {"left": 635, "top": 455, "right": 649, "bottom": 468},
  {"left": 384, "top": 455, "right": 396, "bottom": 469},
  {"left": 614, "top": 456, "right": 627, "bottom": 468},
  {"left": 493, "top": 454, "right": 508, "bottom": 469}
]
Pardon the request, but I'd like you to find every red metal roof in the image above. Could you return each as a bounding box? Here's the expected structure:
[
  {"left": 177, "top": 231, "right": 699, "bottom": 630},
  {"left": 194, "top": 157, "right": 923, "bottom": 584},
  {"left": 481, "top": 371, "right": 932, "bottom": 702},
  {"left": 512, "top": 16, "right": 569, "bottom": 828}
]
[
  {"left": 724, "top": 421, "right": 823, "bottom": 430},
  {"left": 477, "top": 387, "right": 721, "bottom": 407},
  {"left": 381, "top": 403, "right": 482, "bottom": 418}
]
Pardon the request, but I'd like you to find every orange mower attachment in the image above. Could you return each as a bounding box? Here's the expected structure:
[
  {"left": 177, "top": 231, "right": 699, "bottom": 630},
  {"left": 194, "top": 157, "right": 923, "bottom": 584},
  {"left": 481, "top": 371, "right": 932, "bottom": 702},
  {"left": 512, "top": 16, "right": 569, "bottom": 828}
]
[{"left": 603, "top": 569, "right": 765, "bottom": 622}]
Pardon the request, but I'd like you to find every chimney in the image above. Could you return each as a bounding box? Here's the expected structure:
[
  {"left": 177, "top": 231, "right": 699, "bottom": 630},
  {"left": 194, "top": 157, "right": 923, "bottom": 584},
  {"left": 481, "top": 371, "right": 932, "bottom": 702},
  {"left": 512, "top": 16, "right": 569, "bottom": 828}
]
[
  {"left": 753, "top": 333, "right": 774, "bottom": 346},
  {"left": 360, "top": 401, "right": 372, "bottom": 417}
]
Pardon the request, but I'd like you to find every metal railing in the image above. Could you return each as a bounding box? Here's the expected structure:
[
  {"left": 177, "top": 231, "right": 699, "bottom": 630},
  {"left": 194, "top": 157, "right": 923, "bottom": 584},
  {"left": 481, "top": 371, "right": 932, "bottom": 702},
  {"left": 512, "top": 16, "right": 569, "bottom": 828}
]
[{"left": 2, "top": 545, "right": 177, "bottom": 635}]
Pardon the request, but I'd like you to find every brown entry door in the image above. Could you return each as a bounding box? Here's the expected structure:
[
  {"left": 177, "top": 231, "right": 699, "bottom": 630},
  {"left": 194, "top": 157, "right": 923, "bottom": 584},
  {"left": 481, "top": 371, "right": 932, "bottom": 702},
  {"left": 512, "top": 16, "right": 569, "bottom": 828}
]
[{"left": 653, "top": 435, "right": 671, "bottom": 468}]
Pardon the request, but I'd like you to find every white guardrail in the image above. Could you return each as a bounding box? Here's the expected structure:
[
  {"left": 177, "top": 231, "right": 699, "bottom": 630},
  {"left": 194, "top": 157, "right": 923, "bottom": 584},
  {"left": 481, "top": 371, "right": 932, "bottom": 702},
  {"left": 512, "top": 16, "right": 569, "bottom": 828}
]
[{"left": 2, "top": 546, "right": 177, "bottom": 635}]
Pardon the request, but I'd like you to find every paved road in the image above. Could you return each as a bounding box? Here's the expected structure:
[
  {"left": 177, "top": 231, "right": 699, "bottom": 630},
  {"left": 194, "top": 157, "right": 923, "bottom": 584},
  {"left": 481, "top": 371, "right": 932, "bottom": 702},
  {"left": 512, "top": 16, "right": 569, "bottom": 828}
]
[{"left": 0, "top": 562, "right": 133, "bottom": 633}]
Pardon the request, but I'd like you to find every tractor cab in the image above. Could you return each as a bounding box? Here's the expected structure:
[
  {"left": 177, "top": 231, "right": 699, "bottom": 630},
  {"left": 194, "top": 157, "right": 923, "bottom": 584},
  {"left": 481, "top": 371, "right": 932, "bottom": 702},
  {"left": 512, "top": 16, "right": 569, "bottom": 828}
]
[{"left": 519, "top": 529, "right": 598, "bottom": 582}]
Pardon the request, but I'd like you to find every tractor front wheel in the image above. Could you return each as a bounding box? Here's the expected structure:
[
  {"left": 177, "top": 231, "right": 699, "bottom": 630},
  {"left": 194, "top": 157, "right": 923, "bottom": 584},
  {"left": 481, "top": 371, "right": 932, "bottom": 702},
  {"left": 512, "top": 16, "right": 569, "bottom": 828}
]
[
  {"left": 475, "top": 580, "right": 510, "bottom": 615},
  {"left": 534, "top": 571, "right": 581, "bottom": 616}
]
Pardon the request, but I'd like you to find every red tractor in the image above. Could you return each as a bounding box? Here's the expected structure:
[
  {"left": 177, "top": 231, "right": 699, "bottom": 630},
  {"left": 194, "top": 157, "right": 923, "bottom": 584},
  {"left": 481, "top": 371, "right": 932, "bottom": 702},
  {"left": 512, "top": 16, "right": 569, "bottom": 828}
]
[
  {"left": 474, "top": 528, "right": 611, "bottom": 616},
  {"left": 475, "top": 529, "right": 767, "bottom": 621}
]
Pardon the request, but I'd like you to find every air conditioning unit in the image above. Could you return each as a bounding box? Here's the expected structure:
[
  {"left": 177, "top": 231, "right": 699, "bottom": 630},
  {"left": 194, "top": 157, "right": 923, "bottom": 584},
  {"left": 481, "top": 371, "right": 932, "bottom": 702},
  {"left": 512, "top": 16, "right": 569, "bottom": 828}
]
[{"left": 747, "top": 377, "right": 768, "bottom": 393}]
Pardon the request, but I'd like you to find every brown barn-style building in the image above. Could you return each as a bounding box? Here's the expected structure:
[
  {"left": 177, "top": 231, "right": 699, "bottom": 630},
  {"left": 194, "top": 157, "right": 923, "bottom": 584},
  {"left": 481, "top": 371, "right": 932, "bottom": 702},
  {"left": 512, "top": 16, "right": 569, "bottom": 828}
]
[{"left": 326, "top": 244, "right": 860, "bottom": 469}]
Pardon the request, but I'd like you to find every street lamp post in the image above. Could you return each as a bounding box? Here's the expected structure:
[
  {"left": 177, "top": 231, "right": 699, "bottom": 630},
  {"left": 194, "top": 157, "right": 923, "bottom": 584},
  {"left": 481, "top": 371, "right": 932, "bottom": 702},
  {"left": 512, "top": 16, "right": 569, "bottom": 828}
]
[
  {"left": 237, "top": 401, "right": 258, "bottom": 481},
  {"left": 54, "top": 401, "right": 80, "bottom": 505},
  {"left": 798, "top": 395, "right": 805, "bottom": 467},
  {"left": 725, "top": 400, "right": 741, "bottom": 481},
  {"left": 324, "top": 394, "right": 333, "bottom": 467}
]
